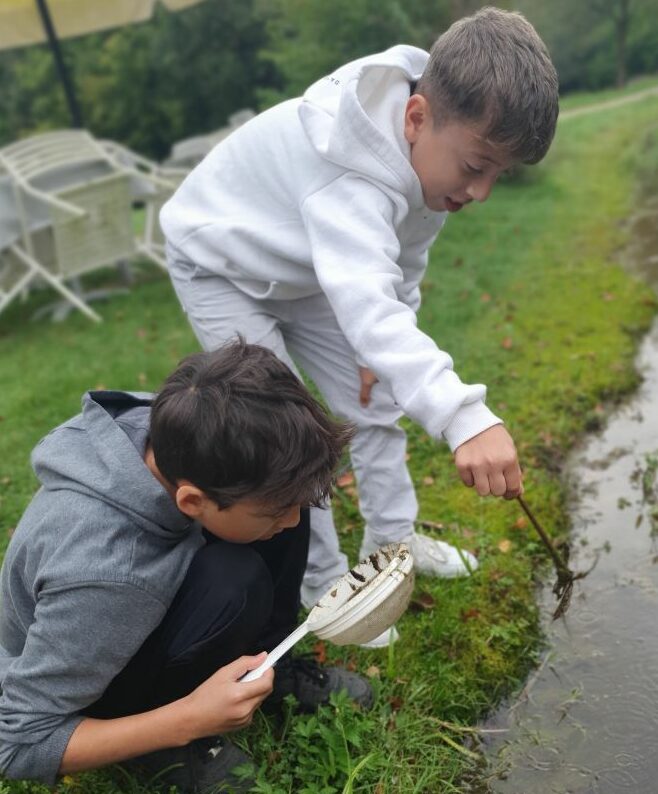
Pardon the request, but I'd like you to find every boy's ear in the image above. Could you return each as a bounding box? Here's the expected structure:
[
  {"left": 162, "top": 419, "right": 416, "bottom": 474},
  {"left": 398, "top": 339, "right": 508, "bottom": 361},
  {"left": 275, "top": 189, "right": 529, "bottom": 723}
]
[
  {"left": 175, "top": 483, "right": 208, "bottom": 517},
  {"left": 404, "top": 94, "right": 432, "bottom": 144}
]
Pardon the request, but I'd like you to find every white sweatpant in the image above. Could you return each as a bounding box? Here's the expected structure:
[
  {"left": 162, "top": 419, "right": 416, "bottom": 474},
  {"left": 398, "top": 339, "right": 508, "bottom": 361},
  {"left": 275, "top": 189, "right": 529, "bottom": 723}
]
[{"left": 168, "top": 254, "right": 418, "bottom": 590}]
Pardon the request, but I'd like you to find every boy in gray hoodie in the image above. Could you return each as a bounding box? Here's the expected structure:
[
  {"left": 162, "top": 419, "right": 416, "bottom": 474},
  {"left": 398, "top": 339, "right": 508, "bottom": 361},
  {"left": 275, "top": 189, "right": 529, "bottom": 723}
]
[
  {"left": 160, "top": 8, "right": 559, "bottom": 641},
  {"left": 0, "top": 339, "right": 371, "bottom": 791}
]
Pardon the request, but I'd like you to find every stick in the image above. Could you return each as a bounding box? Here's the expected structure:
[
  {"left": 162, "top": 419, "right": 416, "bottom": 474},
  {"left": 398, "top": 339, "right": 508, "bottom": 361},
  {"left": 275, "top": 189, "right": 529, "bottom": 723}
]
[{"left": 516, "top": 495, "right": 570, "bottom": 577}]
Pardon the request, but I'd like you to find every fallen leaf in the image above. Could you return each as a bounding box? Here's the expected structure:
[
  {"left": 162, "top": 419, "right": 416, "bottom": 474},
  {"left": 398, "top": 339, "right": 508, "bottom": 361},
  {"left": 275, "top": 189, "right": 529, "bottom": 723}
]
[
  {"left": 405, "top": 452, "right": 411, "bottom": 461},
  {"left": 422, "top": 475, "right": 435, "bottom": 486},
  {"left": 366, "top": 665, "right": 381, "bottom": 678},
  {"left": 138, "top": 372, "right": 147, "bottom": 385},
  {"left": 409, "top": 591, "right": 436, "bottom": 612},
  {"left": 313, "top": 641, "right": 327, "bottom": 664},
  {"left": 93, "top": 384, "right": 106, "bottom": 391},
  {"left": 388, "top": 695, "right": 404, "bottom": 711},
  {"left": 501, "top": 337, "right": 513, "bottom": 350},
  {"left": 417, "top": 519, "right": 444, "bottom": 532},
  {"left": 344, "top": 486, "right": 358, "bottom": 498},
  {"left": 460, "top": 608, "right": 481, "bottom": 622},
  {"left": 602, "top": 292, "right": 615, "bottom": 302},
  {"left": 497, "top": 539, "right": 513, "bottom": 553},
  {"left": 336, "top": 471, "right": 355, "bottom": 488},
  {"left": 136, "top": 328, "right": 147, "bottom": 339},
  {"left": 514, "top": 517, "right": 528, "bottom": 530},
  {"left": 480, "top": 292, "right": 491, "bottom": 302}
]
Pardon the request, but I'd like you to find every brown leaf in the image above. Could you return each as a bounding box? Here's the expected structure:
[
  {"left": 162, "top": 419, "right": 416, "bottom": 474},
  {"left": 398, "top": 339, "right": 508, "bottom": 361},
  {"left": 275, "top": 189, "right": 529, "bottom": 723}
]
[
  {"left": 313, "top": 641, "right": 327, "bottom": 664},
  {"left": 460, "top": 608, "right": 481, "bottom": 622},
  {"left": 366, "top": 665, "right": 381, "bottom": 678},
  {"left": 514, "top": 517, "right": 528, "bottom": 530},
  {"left": 501, "top": 337, "right": 513, "bottom": 350},
  {"left": 336, "top": 471, "right": 355, "bottom": 488},
  {"left": 498, "top": 539, "right": 512, "bottom": 553},
  {"left": 480, "top": 292, "right": 492, "bottom": 303},
  {"left": 422, "top": 475, "right": 435, "bottom": 486},
  {"left": 136, "top": 328, "right": 147, "bottom": 339},
  {"left": 602, "top": 292, "right": 615, "bottom": 302},
  {"left": 137, "top": 372, "right": 147, "bottom": 385},
  {"left": 388, "top": 695, "right": 404, "bottom": 711},
  {"left": 94, "top": 383, "right": 106, "bottom": 391},
  {"left": 409, "top": 591, "right": 436, "bottom": 612}
]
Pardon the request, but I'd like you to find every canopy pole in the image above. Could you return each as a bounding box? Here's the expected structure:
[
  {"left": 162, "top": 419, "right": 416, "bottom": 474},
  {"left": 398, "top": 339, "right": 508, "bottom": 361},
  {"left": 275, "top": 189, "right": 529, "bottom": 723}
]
[{"left": 35, "top": 0, "right": 83, "bottom": 127}]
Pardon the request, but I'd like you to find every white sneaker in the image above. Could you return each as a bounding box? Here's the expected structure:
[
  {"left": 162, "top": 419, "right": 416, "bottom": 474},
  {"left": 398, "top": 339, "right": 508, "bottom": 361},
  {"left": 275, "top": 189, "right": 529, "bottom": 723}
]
[
  {"left": 360, "top": 531, "right": 478, "bottom": 578},
  {"left": 358, "top": 625, "right": 400, "bottom": 648},
  {"left": 300, "top": 582, "right": 400, "bottom": 649}
]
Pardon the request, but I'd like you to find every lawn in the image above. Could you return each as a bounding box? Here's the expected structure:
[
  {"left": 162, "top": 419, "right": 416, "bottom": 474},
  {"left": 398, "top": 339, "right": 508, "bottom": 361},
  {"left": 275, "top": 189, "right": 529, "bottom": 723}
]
[{"left": 0, "top": 85, "right": 657, "bottom": 793}]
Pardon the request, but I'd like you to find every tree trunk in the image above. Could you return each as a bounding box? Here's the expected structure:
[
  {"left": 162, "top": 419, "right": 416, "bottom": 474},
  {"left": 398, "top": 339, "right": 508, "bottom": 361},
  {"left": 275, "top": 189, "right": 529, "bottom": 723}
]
[{"left": 614, "top": 0, "right": 631, "bottom": 88}]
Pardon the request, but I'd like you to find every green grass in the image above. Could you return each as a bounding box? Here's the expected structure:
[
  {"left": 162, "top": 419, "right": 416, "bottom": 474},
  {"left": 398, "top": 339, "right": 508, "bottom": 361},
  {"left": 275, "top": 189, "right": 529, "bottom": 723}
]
[
  {"left": 559, "top": 72, "right": 658, "bottom": 112},
  {"left": 1, "top": 92, "right": 658, "bottom": 793}
]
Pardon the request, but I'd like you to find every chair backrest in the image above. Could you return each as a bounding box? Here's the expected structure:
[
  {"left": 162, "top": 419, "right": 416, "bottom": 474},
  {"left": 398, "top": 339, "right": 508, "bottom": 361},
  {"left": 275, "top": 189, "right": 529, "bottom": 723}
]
[{"left": 0, "top": 130, "right": 110, "bottom": 185}]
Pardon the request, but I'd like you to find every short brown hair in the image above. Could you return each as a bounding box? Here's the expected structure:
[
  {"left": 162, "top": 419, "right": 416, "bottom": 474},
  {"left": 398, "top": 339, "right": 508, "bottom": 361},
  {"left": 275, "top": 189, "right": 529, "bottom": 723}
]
[
  {"left": 417, "top": 7, "right": 559, "bottom": 164},
  {"left": 150, "top": 338, "right": 353, "bottom": 510}
]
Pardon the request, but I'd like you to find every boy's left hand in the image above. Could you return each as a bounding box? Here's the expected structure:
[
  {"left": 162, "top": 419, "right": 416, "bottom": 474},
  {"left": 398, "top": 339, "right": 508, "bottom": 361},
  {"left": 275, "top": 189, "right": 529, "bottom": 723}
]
[
  {"left": 358, "top": 366, "right": 379, "bottom": 407},
  {"left": 454, "top": 424, "right": 523, "bottom": 498}
]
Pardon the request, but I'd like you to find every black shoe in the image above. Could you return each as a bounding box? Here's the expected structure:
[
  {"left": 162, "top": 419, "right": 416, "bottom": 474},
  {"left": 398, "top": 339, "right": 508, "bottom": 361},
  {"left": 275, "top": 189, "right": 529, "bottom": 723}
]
[
  {"left": 122, "top": 735, "right": 253, "bottom": 793},
  {"left": 267, "top": 654, "right": 374, "bottom": 712}
]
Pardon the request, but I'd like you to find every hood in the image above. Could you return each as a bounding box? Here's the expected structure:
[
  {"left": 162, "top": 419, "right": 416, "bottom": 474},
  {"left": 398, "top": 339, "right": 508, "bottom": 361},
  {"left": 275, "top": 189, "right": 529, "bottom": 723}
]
[
  {"left": 299, "top": 45, "right": 429, "bottom": 197},
  {"left": 31, "top": 391, "right": 193, "bottom": 541}
]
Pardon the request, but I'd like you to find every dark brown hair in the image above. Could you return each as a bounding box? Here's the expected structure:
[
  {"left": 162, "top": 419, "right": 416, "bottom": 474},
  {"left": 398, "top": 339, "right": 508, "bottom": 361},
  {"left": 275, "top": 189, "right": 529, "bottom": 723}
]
[
  {"left": 417, "top": 6, "right": 559, "bottom": 164},
  {"left": 150, "top": 338, "right": 353, "bottom": 510}
]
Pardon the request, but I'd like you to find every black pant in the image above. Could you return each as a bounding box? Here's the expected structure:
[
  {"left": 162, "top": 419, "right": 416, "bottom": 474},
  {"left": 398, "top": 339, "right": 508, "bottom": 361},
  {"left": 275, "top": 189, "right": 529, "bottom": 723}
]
[{"left": 88, "top": 509, "right": 310, "bottom": 718}]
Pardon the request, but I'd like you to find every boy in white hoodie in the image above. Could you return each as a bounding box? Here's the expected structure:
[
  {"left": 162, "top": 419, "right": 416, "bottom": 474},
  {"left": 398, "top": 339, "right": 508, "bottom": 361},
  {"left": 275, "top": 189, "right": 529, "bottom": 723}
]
[{"left": 160, "top": 7, "right": 559, "bottom": 641}]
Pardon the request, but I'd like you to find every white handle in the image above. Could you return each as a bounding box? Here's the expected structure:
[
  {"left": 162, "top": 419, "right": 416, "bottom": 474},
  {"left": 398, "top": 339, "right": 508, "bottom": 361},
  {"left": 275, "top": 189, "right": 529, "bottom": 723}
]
[{"left": 240, "top": 621, "right": 310, "bottom": 682}]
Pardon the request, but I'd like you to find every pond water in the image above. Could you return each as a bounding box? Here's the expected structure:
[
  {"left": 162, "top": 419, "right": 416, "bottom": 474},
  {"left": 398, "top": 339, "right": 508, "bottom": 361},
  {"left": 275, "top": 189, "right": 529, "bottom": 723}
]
[{"left": 474, "top": 197, "right": 658, "bottom": 793}]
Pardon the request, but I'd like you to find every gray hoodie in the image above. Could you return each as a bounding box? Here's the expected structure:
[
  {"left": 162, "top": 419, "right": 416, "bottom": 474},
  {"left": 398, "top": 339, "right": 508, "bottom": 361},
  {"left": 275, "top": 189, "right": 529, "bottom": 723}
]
[{"left": 0, "top": 391, "right": 204, "bottom": 783}]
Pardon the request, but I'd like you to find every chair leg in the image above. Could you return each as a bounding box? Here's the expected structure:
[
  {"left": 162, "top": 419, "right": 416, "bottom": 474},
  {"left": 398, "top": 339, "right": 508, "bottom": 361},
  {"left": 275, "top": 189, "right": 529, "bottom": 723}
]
[{"left": 9, "top": 245, "right": 102, "bottom": 323}]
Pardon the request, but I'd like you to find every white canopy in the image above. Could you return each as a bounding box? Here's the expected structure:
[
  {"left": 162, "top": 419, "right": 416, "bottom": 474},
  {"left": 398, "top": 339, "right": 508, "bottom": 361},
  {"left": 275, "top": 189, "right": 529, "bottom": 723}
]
[{"left": 0, "top": 0, "right": 208, "bottom": 50}]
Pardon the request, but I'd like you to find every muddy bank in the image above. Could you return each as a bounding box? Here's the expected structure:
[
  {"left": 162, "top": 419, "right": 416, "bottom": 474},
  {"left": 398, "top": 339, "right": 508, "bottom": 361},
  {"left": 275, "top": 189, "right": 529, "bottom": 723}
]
[{"left": 473, "top": 198, "right": 658, "bottom": 793}]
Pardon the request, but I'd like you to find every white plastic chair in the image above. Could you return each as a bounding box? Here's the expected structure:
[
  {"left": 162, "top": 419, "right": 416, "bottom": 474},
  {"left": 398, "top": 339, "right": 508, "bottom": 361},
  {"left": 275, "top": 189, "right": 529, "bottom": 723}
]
[{"left": 0, "top": 130, "right": 172, "bottom": 322}]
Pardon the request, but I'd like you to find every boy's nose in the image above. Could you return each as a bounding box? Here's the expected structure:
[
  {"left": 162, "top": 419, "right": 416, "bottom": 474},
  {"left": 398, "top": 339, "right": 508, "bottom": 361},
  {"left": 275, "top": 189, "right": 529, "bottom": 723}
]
[{"left": 467, "top": 176, "right": 495, "bottom": 203}]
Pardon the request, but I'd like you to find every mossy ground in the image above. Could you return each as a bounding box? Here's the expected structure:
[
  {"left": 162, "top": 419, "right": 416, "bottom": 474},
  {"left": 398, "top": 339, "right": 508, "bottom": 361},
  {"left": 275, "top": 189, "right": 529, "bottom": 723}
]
[{"left": 0, "top": 89, "right": 657, "bottom": 793}]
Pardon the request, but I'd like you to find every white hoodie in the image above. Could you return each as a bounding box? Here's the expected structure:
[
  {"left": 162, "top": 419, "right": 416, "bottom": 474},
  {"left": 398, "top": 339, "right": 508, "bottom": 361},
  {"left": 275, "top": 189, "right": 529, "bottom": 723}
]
[{"left": 161, "top": 45, "right": 501, "bottom": 450}]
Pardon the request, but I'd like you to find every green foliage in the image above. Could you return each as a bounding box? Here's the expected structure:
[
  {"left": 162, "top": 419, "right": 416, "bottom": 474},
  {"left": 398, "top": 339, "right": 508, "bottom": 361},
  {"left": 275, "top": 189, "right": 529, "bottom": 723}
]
[
  {"left": 254, "top": 0, "right": 416, "bottom": 108},
  {"left": 0, "top": 0, "right": 269, "bottom": 158},
  {"left": 1, "top": 0, "right": 658, "bottom": 156}
]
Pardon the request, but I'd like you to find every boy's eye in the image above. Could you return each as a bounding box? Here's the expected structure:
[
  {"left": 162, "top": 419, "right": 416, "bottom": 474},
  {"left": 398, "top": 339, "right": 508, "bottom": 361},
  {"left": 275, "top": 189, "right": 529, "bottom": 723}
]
[{"left": 465, "top": 162, "right": 483, "bottom": 175}]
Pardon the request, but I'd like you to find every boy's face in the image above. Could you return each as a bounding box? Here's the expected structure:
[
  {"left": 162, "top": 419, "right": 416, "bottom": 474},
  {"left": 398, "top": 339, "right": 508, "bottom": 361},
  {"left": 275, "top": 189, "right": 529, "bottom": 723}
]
[
  {"left": 404, "top": 94, "right": 516, "bottom": 213},
  {"left": 186, "top": 494, "right": 302, "bottom": 544}
]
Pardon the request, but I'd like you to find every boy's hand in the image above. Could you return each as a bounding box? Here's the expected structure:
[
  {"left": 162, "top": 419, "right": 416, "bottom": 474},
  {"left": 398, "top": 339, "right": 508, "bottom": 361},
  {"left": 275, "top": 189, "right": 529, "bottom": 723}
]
[
  {"left": 358, "top": 366, "right": 379, "bottom": 407},
  {"left": 454, "top": 425, "right": 523, "bottom": 498},
  {"left": 183, "top": 653, "right": 274, "bottom": 739}
]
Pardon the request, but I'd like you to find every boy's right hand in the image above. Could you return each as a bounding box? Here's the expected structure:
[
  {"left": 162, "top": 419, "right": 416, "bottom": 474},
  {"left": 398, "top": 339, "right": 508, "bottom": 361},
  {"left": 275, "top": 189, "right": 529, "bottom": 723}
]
[
  {"left": 183, "top": 652, "right": 274, "bottom": 739},
  {"left": 454, "top": 424, "right": 523, "bottom": 499}
]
